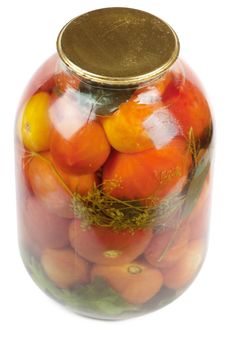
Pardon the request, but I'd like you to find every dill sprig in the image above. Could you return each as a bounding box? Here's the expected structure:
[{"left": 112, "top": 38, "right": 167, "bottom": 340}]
[
  {"left": 21, "top": 149, "right": 186, "bottom": 232},
  {"left": 72, "top": 183, "right": 185, "bottom": 232},
  {"left": 188, "top": 127, "right": 201, "bottom": 167}
]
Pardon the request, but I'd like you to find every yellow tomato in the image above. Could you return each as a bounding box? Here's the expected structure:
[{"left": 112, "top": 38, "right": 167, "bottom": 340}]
[
  {"left": 101, "top": 101, "right": 160, "bottom": 153},
  {"left": 21, "top": 92, "right": 52, "bottom": 151}
]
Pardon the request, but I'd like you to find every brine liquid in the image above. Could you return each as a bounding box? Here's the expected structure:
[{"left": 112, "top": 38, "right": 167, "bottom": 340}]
[{"left": 15, "top": 55, "right": 213, "bottom": 319}]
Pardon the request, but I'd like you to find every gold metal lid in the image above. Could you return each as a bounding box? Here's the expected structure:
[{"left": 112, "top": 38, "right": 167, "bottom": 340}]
[{"left": 57, "top": 7, "right": 180, "bottom": 87}]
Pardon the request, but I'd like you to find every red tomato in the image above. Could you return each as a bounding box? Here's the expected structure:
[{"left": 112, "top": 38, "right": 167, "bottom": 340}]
[
  {"left": 132, "top": 71, "right": 181, "bottom": 104},
  {"left": 41, "top": 248, "right": 90, "bottom": 288},
  {"left": 91, "top": 261, "right": 163, "bottom": 304},
  {"left": 162, "top": 239, "right": 206, "bottom": 289},
  {"left": 69, "top": 220, "right": 153, "bottom": 265},
  {"left": 144, "top": 225, "right": 190, "bottom": 268},
  {"left": 164, "top": 78, "right": 211, "bottom": 138},
  {"left": 22, "top": 197, "right": 70, "bottom": 255},
  {"left": 50, "top": 121, "right": 111, "bottom": 175},
  {"left": 103, "top": 137, "right": 191, "bottom": 201},
  {"left": 27, "top": 153, "right": 74, "bottom": 218},
  {"left": 27, "top": 151, "right": 98, "bottom": 219}
]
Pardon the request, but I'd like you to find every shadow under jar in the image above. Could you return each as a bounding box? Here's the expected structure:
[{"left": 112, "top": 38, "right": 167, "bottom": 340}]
[{"left": 15, "top": 7, "right": 214, "bottom": 320}]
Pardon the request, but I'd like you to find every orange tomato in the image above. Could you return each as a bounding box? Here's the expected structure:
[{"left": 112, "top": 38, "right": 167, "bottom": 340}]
[
  {"left": 69, "top": 220, "right": 153, "bottom": 265},
  {"left": 50, "top": 121, "right": 111, "bottom": 174},
  {"left": 91, "top": 262, "right": 163, "bottom": 304},
  {"left": 103, "top": 137, "right": 191, "bottom": 201},
  {"left": 162, "top": 239, "right": 206, "bottom": 289},
  {"left": 41, "top": 248, "right": 90, "bottom": 288},
  {"left": 144, "top": 225, "right": 190, "bottom": 268},
  {"left": 101, "top": 72, "right": 185, "bottom": 154},
  {"left": 59, "top": 168, "right": 98, "bottom": 195},
  {"left": 165, "top": 79, "right": 211, "bottom": 138},
  {"left": 27, "top": 152, "right": 97, "bottom": 218},
  {"left": 23, "top": 197, "right": 70, "bottom": 253},
  {"left": 101, "top": 101, "right": 163, "bottom": 153}
]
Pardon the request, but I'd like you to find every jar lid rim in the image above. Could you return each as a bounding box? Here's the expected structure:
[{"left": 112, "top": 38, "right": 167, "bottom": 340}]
[{"left": 57, "top": 7, "right": 180, "bottom": 87}]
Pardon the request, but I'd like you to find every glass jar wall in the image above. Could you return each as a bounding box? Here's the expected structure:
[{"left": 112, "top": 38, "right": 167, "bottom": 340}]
[{"left": 15, "top": 55, "right": 213, "bottom": 319}]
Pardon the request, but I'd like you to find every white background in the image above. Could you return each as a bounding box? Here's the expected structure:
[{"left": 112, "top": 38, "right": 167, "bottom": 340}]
[{"left": 0, "top": 0, "right": 232, "bottom": 349}]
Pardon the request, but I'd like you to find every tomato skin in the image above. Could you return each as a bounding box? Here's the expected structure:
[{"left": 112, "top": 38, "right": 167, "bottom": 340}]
[
  {"left": 144, "top": 225, "right": 190, "bottom": 268},
  {"left": 103, "top": 137, "right": 191, "bottom": 201},
  {"left": 69, "top": 220, "right": 153, "bottom": 265},
  {"left": 22, "top": 197, "right": 70, "bottom": 254},
  {"left": 50, "top": 121, "right": 111, "bottom": 175},
  {"left": 91, "top": 262, "right": 163, "bottom": 304},
  {"left": 60, "top": 169, "right": 98, "bottom": 195},
  {"left": 164, "top": 79, "right": 211, "bottom": 138},
  {"left": 27, "top": 152, "right": 74, "bottom": 218},
  {"left": 41, "top": 248, "right": 90, "bottom": 288},
  {"left": 21, "top": 92, "right": 52, "bottom": 152},
  {"left": 131, "top": 62, "right": 212, "bottom": 141},
  {"left": 101, "top": 71, "right": 186, "bottom": 154},
  {"left": 162, "top": 239, "right": 206, "bottom": 289},
  {"left": 27, "top": 150, "right": 99, "bottom": 218},
  {"left": 101, "top": 101, "right": 163, "bottom": 153},
  {"left": 131, "top": 71, "right": 179, "bottom": 104}
]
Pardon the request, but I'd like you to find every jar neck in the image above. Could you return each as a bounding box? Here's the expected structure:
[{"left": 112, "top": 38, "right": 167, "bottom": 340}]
[{"left": 55, "top": 56, "right": 184, "bottom": 92}]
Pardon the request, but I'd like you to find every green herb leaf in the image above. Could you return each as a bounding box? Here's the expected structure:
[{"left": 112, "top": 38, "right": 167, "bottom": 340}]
[
  {"left": 182, "top": 150, "right": 210, "bottom": 219},
  {"left": 79, "top": 82, "right": 134, "bottom": 115},
  {"left": 188, "top": 127, "right": 200, "bottom": 167},
  {"left": 22, "top": 250, "right": 138, "bottom": 317},
  {"left": 74, "top": 277, "right": 139, "bottom": 316}
]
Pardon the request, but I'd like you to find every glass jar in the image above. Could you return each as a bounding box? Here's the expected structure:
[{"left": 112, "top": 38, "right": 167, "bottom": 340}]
[{"left": 15, "top": 8, "right": 213, "bottom": 320}]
